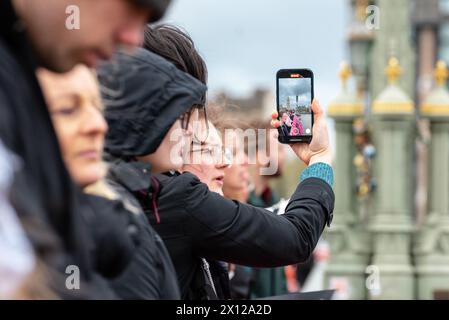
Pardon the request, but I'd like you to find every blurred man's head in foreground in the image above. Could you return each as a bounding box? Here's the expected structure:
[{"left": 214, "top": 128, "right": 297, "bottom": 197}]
[{"left": 13, "top": 0, "right": 171, "bottom": 72}]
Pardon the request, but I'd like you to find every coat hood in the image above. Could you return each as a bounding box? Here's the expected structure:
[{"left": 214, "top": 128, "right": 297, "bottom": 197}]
[{"left": 98, "top": 48, "right": 207, "bottom": 158}]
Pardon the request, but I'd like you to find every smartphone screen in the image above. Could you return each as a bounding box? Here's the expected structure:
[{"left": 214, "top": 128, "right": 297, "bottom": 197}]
[{"left": 276, "top": 69, "right": 313, "bottom": 143}]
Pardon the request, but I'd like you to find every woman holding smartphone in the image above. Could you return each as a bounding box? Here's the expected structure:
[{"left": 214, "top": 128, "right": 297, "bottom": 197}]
[{"left": 97, "top": 25, "right": 335, "bottom": 300}]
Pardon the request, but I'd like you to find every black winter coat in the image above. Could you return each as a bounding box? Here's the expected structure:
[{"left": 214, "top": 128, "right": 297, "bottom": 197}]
[
  {"left": 108, "top": 167, "right": 334, "bottom": 299},
  {"left": 81, "top": 194, "right": 136, "bottom": 280},
  {"left": 154, "top": 172, "right": 333, "bottom": 299},
  {"left": 104, "top": 160, "right": 180, "bottom": 299}
]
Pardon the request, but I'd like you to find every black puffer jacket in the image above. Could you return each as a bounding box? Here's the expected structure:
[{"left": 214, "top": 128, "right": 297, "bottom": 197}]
[
  {"left": 98, "top": 47, "right": 207, "bottom": 299},
  {"left": 81, "top": 194, "right": 136, "bottom": 280},
  {"left": 103, "top": 160, "right": 180, "bottom": 299},
  {"left": 154, "top": 172, "right": 334, "bottom": 299},
  {"left": 107, "top": 167, "right": 334, "bottom": 299}
]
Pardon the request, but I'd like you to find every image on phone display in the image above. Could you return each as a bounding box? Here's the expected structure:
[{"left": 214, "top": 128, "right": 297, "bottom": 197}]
[{"left": 278, "top": 77, "right": 312, "bottom": 138}]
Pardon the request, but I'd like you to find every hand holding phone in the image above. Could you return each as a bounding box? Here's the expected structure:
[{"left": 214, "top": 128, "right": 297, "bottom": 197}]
[
  {"left": 289, "top": 99, "right": 332, "bottom": 166},
  {"left": 276, "top": 69, "right": 314, "bottom": 144}
]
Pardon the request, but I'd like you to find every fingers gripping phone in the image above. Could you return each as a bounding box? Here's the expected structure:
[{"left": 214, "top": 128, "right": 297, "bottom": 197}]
[{"left": 276, "top": 69, "right": 314, "bottom": 144}]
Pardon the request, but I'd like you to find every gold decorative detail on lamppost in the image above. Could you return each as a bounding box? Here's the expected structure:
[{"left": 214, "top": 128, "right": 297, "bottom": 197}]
[
  {"left": 420, "top": 60, "right": 449, "bottom": 116},
  {"left": 339, "top": 62, "right": 352, "bottom": 89},
  {"left": 385, "top": 57, "right": 401, "bottom": 85},
  {"left": 355, "top": 0, "right": 369, "bottom": 21},
  {"left": 328, "top": 62, "right": 363, "bottom": 116},
  {"left": 434, "top": 60, "right": 449, "bottom": 87},
  {"left": 372, "top": 56, "right": 414, "bottom": 114}
]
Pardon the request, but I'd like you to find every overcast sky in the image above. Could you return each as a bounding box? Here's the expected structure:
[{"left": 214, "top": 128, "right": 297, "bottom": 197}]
[
  {"left": 162, "top": 0, "right": 348, "bottom": 110},
  {"left": 279, "top": 78, "right": 312, "bottom": 107}
]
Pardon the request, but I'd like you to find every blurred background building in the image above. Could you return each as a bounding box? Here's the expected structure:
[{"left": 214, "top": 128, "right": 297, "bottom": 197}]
[{"left": 324, "top": 0, "right": 449, "bottom": 299}]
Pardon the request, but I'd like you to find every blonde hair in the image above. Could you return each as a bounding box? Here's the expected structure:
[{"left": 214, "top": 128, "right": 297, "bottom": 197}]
[
  {"left": 84, "top": 179, "right": 141, "bottom": 215},
  {"left": 84, "top": 179, "right": 119, "bottom": 201}
]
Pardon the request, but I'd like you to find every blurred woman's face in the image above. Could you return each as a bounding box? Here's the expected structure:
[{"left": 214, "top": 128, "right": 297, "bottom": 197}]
[
  {"left": 38, "top": 65, "right": 108, "bottom": 187},
  {"left": 223, "top": 131, "right": 249, "bottom": 201},
  {"left": 182, "top": 121, "right": 229, "bottom": 195}
]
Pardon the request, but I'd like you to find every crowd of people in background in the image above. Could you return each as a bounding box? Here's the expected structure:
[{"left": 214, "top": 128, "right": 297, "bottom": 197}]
[{"left": 0, "top": 0, "right": 334, "bottom": 299}]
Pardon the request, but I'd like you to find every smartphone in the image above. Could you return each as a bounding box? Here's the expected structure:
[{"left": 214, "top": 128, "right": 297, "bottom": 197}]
[{"left": 276, "top": 69, "right": 314, "bottom": 144}]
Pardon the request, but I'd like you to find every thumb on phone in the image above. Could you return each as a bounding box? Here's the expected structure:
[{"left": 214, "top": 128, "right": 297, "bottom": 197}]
[{"left": 311, "top": 99, "right": 324, "bottom": 123}]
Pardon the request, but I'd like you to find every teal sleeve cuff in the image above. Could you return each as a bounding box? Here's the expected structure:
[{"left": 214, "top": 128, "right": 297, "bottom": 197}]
[{"left": 300, "top": 162, "right": 334, "bottom": 188}]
